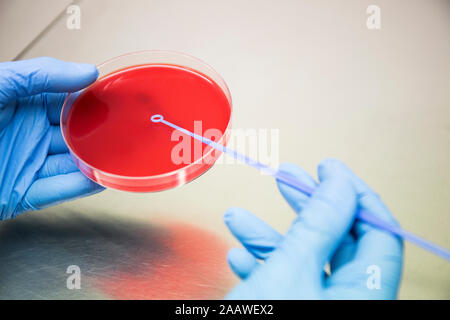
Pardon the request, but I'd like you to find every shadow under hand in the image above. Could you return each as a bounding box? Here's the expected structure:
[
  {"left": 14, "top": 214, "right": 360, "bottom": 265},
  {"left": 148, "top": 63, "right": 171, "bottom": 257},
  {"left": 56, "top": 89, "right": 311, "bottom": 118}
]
[{"left": 0, "top": 210, "right": 233, "bottom": 299}]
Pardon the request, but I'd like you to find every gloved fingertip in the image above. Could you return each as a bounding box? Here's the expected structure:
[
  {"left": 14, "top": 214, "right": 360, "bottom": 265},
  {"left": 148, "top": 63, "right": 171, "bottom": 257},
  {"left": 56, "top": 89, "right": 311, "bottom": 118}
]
[
  {"left": 276, "top": 163, "right": 317, "bottom": 213},
  {"left": 223, "top": 207, "right": 243, "bottom": 224},
  {"left": 227, "top": 247, "right": 245, "bottom": 263},
  {"left": 223, "top": 209, "right": 234, "bottom": 224},
  {"left": 278, "top": 163, "right": 314, "bottom": 179},
  {"left": 317, "top": 158, "right": 348, "bottom": 182},
  {"left": 75, "top": 63, "right": 99, "bottom": 78},
  {"left": 227, "top": 248, "right": 258, "bottom": 279},
  {"left": 51, "top": 60, "right": 99, "bottom": 92},
  {"left": 278, "top": 163, "right": 318, "bottom": 188},
  {"left": 224, "top": 207, "right": 258, "bottom": 230}
]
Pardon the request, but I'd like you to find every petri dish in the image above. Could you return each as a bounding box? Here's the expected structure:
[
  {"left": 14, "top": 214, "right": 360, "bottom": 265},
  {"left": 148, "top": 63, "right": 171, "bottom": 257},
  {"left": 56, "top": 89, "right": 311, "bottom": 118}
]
[{"left": 61, "top": 51, "right": 232, "bottom": 192}]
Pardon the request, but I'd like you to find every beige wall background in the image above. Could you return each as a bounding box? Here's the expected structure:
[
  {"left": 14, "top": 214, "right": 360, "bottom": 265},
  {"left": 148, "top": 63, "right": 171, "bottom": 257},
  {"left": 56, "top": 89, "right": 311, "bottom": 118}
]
[{"left": 0, "top": 0, "right": 449, "bottom": 299}]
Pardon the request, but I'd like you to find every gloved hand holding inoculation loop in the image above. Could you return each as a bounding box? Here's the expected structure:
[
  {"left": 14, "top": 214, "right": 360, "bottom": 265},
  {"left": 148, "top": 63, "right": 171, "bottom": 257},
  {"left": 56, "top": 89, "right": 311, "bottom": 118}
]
[
  {"left": 224, "top": 160, "right": 404, "bottom": 299},
  {"left": 0, "top": 57, "right": 104, "bottom": 220}
]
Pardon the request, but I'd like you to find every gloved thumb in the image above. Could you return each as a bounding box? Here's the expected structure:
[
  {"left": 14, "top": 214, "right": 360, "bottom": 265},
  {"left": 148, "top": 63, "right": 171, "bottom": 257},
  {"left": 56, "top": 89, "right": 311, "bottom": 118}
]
[
  {"left": 276, "top": 159, "right": 357, "bottom": 271},
  {"left": 0, "top": 57, "right": 98, "bottom": 108}
]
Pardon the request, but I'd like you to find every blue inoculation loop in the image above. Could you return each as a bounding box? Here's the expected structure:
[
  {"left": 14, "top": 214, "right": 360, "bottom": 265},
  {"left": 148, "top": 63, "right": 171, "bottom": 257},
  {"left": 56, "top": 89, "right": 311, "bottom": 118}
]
[
  {"left": 151, "top": 114, "right": 450, "bottom": 261},
  {"left": 150, "top": 114, "right": 164, "bottom": 123}
]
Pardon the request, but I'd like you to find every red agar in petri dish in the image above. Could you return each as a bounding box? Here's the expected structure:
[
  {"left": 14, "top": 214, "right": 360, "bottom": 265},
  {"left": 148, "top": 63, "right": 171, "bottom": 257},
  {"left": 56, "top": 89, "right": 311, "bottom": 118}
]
[{"left": 61, "top": 51, "right": 232, "bottom": 192}]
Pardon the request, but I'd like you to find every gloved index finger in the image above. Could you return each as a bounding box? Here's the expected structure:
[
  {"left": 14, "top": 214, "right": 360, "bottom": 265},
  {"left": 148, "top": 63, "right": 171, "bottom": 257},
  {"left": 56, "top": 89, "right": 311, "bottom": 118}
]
[
  {"left": 321, "top": 159, "right": 400, "bottom": 229},
  {"left": 274, "top": 160, "right": 357, "bottom": 270},
  {"left": 0, "top": 57, "right": 98, "bottom": 108},
  {"left": 323, "top": 159, "right": 403, "bottom": 282},
  {"left": 277, "top": 163, "right": 318, "bottom": 214}
]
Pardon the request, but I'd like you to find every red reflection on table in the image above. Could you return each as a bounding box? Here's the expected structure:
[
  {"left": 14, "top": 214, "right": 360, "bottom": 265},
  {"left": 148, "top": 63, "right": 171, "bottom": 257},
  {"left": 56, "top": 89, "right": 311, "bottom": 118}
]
[{"left": 94, "top": 223, "right": 235, "bottom": 299}]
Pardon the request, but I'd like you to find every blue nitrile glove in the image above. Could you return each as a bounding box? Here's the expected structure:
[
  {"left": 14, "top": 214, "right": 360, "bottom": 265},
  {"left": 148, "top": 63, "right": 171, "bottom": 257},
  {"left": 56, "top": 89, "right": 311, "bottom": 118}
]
[
  {"left": 224, "top": 159, "right": 403, "bottom": 299},
  {"left": 0, "top": 57, "right": 104, "bottom": 220}
]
